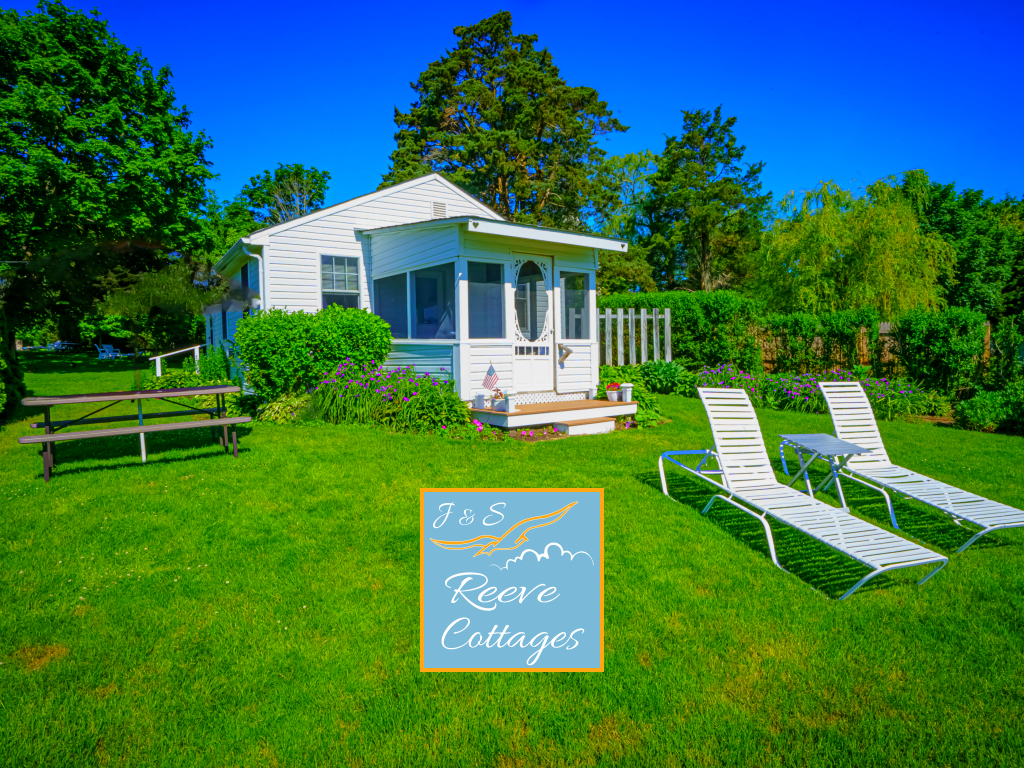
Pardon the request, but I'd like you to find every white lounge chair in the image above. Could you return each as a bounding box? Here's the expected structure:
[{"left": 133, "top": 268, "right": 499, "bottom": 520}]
[
  {"left": 819, "top": 381, "right": 1024, "bottom": 552},
  {"left": 658, "top": 387, "right": 947, "bottom": 600}
]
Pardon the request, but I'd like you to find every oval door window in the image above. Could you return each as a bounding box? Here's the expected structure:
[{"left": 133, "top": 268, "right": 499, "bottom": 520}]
[{"left": 515, "top": 261, "right": 548, "bottom": 342}]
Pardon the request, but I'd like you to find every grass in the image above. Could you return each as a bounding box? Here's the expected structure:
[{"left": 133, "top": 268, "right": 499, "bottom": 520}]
[{"left": 2, "top": 351, "right": 1024, "bottom": 767}]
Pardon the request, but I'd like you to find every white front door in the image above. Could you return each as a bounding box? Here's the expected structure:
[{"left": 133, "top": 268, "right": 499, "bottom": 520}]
[{"left": 512, "top": 257, "right": 554, "bottom": 392}]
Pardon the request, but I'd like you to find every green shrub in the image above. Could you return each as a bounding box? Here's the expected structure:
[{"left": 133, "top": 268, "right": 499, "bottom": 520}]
[
  {"left": 142, "top": 369, "right": 253, "bottom": 417},
  {"left": 598, "top": 365, "right": 661, "bottom": 427},
  {"left": 1001, "top": 380, "right": 1024, "bottom": 436},
  {"left": 954, "top": 390, "right": 1009, "bottom": 432},
  {"left": 991, "top": 314, "right": 1024, "bottom": 388},
  {"left": 818, "top": 307, "right": 880, "bottom": 370},
  {"left": 257, "top": 392, "right": 312, "bottom": 424},
  {"left": 637, "top": 360, "right": 690, "bottom": 394},
  {"left": 891, "top": 306, "right": 987, "bottom": 397},
  {"left": 0, "top": 311, "right": 26, "bottom": 421},
  {"left": 234, "top": 306, "right": 392, "bottom": 401},
  {"left": 182, "top": 347, "right": 231, "bottom": 380},
  {"left": 764, "top": 312, "right": 820, "bottom": 373}
]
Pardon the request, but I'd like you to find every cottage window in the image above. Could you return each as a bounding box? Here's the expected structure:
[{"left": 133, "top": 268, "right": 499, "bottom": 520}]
[
  {"left": 560, "top": 272, "right": 590, "bottom": 340},
  {"left": 411, "top": 263, "right": 456, "bottom": 339},
  {"left": 468, "top": 262, "right": 503, "bottom": 338},
  {"left": 374, "top": 274, "right": 408, "bottom": 338},
  {"left": 321, "top": 255, "right": 360, "bottom": 309}
]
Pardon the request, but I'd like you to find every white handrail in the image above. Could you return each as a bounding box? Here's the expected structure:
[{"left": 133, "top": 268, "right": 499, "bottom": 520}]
[{"left": 149, "top": 344, "right": 205, "bottom": 376}]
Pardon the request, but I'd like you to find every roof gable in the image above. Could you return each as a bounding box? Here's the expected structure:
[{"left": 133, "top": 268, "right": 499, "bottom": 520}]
[{"left": 245, "top": 173, "right": 503, "bottom": 243}]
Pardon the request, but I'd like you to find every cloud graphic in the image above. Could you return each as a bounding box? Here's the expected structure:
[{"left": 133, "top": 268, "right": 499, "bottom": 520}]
[{"left": 490, "top": 541, "right": 594, "bottom": 571}]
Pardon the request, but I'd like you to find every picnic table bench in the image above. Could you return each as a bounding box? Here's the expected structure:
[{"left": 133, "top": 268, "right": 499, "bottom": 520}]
[{"left": 19, "top": 385, "right": 251, "bottom": 482}]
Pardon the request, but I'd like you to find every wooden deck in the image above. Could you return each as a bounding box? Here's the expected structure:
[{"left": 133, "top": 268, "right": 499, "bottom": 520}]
[{"left": 470, "top": 398, "right": 637, "bottom": 429}]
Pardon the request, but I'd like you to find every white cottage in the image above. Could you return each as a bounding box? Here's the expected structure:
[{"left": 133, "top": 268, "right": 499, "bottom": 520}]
[{"left": 210, "top": 173, "right": 637, "bottom": 432}]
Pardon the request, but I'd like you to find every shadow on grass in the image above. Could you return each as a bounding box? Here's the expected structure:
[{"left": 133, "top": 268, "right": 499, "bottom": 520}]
[
  {"left": 638, "top": 463, "right": 963, "bottom": 600},
  {"left": 19, "top": 351, "right": 146, "bottom": 377},
  {"left": 828, "top": 471, "right": 1010, "bottom": 554},
  {"left": 22, "top": 425, "right": 252, "bottom": 481}
]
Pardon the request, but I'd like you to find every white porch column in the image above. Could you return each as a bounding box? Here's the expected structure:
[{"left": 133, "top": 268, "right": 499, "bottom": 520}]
[{"left": 455, "top": 257, "right": 471, "bottom": 398}]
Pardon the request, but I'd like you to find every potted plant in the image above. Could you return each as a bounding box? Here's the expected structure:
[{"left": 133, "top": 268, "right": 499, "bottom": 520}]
[
  {"left": 491, "top": 388, "right": 506, "bottom": 412},
  {"left": 606, "top": 382, "right": 621, "bottom": 402}
]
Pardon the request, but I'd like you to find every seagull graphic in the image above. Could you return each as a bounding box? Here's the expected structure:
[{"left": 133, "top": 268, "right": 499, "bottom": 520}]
[{"left": 430, "top": 502, "right": 577, "bottom": 557}]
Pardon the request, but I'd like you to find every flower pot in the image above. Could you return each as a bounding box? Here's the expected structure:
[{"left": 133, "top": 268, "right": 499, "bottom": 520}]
[
  {"left": 491, "top": 398, "right": 506, "bottom": 412},
  {"left": 607, "top": 390, "right": 621, "bottom": 402}
]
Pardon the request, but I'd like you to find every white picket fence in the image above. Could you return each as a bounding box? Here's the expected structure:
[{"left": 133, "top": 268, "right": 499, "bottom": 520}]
[{"left": 598, "top": 308, "right": 672, "bottom": 366}]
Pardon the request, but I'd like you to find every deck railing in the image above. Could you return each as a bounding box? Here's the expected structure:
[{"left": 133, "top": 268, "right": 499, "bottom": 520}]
[{"left": 149, "top": 344, "right": 204, "bottom": 376}]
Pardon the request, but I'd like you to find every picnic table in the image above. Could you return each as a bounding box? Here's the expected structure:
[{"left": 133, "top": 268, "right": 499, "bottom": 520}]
[{"left": 19, "top": 385, "right": 251, "bottom": 482}]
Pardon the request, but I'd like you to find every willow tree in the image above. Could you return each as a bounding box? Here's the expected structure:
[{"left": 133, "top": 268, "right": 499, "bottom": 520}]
[
  {"left": 753, "top": 176, "right": 956, "bottom": 318},
  {"left": 381, "top": 11, "right": 625, "bottom": 229}
]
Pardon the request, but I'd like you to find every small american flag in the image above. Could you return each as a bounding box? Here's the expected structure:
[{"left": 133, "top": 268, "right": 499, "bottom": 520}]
[{"left": 482, "top": 364, "right": 499, "bottom": 391}]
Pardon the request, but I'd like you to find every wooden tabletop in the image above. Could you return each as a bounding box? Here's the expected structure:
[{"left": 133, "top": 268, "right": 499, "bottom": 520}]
[{"left": 22, "top": 385, "right": 241, "bottom": 407}]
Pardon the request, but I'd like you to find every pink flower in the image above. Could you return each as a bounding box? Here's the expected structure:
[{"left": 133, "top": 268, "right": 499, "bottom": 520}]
[
  {"left": 529, "top": 430, "right": 534, "bottom": 437},
  {"left": 477, "top": 425, "right": 483, "bottom": 432}
]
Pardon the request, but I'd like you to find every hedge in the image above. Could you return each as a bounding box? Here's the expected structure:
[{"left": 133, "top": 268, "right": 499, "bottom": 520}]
[
  {"left": 598, "top": 291, "right": 998, "bottom": 398},
  {"left": 233, "top": 306, "right": 393, "bottom": 401}
]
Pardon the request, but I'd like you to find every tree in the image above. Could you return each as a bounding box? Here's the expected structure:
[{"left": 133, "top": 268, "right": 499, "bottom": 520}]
[
  {"left": 238, "top": 163, "right": 331, "bottom": 227},
  {"left": 906, "top": 172, "right": 1024, "bottom": 319},
  {"left": 197, "top": 193, "right": 260, "bottom": 261},
  {"left": 593, "top": 152, "right": 658, "bottom": 293},
  {"left": 381, "top": 11, "right": 626, "bottom": 230},
  {"left": 753, "top": 176, "right": 957, "bottom": 318},
  {"left": 0, "top": 1, "right": 213, "bottom": 343},
  {"left": 641, "top": 107, "right": 770, "bottom": 291}
]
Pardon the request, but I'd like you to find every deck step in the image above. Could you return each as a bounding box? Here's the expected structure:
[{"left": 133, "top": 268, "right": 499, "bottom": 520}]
[
  {"left": 472, "top": 399, "right": 637, "bottom": 429},
  {"left": 553, "top": 417, "right": 616, "bottom": 436}
]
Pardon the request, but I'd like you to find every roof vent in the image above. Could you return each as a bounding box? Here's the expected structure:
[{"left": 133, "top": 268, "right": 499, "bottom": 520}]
[{"left": 431, "top": 201, "right": 447, "bottom": 219}]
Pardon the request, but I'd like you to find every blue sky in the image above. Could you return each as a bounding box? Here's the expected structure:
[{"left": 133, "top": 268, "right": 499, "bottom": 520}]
[{"left": 11, "top": 0, "right": 1024, "bottom": 208}]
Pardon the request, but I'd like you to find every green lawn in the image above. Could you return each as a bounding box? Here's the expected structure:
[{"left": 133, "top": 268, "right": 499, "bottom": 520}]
[{"left": 2, "top": 352, "right": 1023, "bottom": 767}]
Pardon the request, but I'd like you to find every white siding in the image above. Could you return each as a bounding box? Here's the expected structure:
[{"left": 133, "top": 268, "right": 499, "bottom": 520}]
[
  {"left": 368, "top": 226, "right": 459, "bottom": 278},
  {"left": 385, "top": 343, "right": 454, "bottom": 379},
  {"left": 556, "top": 343, "right": 594, "bottom": 392},
  {"left": 469, "top": 344, "right": 514, "bottom": 395},
  {"left": 264, "top": 178, "right": 501, "bottom": 314},
  {"left": 462, "top": 232, "right": 597, "bottom": 265}
]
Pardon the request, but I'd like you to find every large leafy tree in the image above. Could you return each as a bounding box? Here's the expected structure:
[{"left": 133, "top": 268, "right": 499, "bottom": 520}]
[
  {"left": 239, "top": 163, "right": 331, "bottom": 227},
  {"left": 0, "top": 1, "right": 213, "bottom": 343},
  {"left": 640, "top": 107, "right": 770, "bottom": 291},
  {"left": 906, "top": 172, "right": 1024, "bottom": 319},
  {"left": 753, "top": 175, "right": 957, "bottom": 318},
  {"left": 381, "top": 11, "right": 626, "bottom": 229},
  {"left": 197, "top": 164, "right": 332, "bottom": 261}
]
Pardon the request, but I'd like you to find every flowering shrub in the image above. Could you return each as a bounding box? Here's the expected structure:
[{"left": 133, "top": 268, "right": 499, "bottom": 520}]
[
  {"left": 693, "top": 364, "right": 948, "bottom": 420},
  {"left": 311, "top": 359, "right": 482, "bottom": 435}
]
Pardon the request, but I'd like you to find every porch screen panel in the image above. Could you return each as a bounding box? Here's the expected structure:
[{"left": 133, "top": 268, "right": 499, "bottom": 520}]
[
  {"left": 468, "top": 262, "right": 503, "bottom": 338},
  {"left": 560, "top": 272, "right": 590, "bottom": 340},
  {"left": 374, "top": 274, "right": 408, "bottom": 338},
  {"left": 411, "top": 262, "right": 456, "bottom": 339}
]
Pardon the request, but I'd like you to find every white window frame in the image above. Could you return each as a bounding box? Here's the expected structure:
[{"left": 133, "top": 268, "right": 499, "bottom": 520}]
[{"left": 319, "top": 253, "right": 361, "bottom": 310}]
